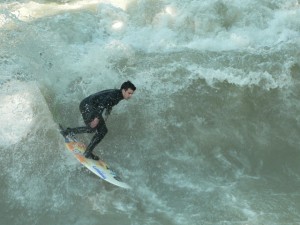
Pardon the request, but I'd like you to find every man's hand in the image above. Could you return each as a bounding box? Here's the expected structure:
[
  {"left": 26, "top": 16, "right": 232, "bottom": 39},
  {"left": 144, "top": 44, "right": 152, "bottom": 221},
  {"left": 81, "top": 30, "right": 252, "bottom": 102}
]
[{"left": 89, "top": 118, "right": 100, "bottom": 128}]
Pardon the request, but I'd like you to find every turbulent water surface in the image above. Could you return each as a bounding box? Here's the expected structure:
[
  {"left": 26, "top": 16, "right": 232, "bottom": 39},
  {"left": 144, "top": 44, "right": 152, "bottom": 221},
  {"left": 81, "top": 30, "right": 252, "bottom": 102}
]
[{"left": 0, "top": 0, "right": 300, "bottom": 224}]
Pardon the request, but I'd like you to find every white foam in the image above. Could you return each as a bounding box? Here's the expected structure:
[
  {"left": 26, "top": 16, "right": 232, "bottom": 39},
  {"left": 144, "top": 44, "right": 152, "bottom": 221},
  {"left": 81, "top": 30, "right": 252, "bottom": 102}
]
[
  {"left": 186, "top": 64, "right": 292, "bottom": 90},
  {"left": 1, "top": 0, "right": 130, "bottom": 22},
  {"left": 116, "top": 0, "right": 300, "bottom": 52},
  {"left": 0, "top": 81, "right": 51, "bottom": 147}
]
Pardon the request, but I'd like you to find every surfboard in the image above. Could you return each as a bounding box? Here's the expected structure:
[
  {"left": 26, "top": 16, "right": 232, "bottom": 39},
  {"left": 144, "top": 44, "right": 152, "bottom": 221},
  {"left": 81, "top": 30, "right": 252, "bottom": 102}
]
[{"left": 59, "top": 125, "right": 131, "bottom": 189}]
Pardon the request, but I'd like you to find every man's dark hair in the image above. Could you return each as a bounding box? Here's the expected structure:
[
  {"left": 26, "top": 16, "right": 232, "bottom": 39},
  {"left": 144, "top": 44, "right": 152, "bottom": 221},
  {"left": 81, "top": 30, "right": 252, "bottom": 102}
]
[{"left": 120, "top": 80, "right": 136, "bottom": 91}]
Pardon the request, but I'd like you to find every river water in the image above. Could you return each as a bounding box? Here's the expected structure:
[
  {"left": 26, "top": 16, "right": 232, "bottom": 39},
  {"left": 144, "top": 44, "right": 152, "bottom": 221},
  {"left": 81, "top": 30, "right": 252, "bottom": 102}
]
[{"left": 0, "top": 0, "right": 300, "bottom": 224}]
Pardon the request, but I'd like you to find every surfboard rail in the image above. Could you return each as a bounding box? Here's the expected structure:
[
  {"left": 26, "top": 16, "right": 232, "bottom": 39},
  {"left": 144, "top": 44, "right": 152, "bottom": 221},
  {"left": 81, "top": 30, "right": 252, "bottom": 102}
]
[{"left": 59, "top": 125, "right": 131, "bottom": 189}]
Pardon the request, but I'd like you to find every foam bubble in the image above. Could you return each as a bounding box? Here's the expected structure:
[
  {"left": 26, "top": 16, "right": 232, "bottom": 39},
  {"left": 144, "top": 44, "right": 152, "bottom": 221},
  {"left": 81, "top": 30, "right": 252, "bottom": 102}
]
[{"left": 0, "top": 81, "right": 53, "bottom": 147}]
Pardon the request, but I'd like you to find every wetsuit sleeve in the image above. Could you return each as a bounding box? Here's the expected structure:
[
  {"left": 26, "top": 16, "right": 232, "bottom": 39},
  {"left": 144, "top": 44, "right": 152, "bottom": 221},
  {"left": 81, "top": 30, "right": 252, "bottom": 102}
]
[
  {"left": 90, "top": 89, "right": 122, "bottom": 118},
  {"left": 106, "top": 105, "right": 112, "bottom": 115},
  {"left": 94, "top": 95, "right": 112, "bottom": 118},
  {"left": 95, "top": 104, "right": 105, "bottom": 118}
]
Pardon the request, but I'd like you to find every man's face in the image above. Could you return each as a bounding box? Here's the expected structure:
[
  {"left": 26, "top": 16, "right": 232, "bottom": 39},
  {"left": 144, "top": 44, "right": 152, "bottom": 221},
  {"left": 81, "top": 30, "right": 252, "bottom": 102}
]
[{"left": 122, "top": 88, "right": 134, "bottom": 100}]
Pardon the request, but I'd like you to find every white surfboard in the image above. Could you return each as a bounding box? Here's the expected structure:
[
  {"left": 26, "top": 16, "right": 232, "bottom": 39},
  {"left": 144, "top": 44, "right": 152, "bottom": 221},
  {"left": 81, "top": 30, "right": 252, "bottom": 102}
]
[{"left": 59, "top": 126, "right": 131, "bottom": 189}]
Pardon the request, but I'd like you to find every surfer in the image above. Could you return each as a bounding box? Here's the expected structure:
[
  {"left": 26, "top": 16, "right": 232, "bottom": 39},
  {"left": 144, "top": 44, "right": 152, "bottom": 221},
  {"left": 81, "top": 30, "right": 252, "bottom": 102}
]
[{"left": 61, "top": 81, "right": 136, "bottom": 160}]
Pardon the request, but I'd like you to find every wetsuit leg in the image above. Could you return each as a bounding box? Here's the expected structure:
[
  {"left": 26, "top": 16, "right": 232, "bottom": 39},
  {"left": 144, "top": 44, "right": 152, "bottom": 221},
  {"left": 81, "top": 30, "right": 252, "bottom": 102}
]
[
  {"left": 67, "top": 126, "right": 95, "bottom": 134},
  {"left": 65, "top": 101, "right": 97, "bottom": 135},
  {"left": 85, "top": 117, "right": 108, "bottom": 154}
]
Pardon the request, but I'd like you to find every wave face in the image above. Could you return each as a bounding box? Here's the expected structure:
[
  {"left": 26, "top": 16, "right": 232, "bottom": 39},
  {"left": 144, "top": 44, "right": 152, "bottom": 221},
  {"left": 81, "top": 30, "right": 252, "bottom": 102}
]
[{"left": 1, "top": 0, "right": 300, "bottom": 224}]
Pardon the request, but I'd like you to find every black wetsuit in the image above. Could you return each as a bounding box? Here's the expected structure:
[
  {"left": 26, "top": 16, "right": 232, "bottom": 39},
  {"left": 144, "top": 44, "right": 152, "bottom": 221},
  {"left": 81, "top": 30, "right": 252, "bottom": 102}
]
[{"left": 69, "top": 89, "right": 124, "bottom": 153}]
